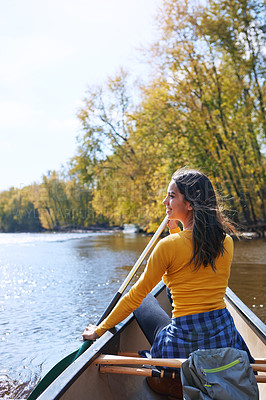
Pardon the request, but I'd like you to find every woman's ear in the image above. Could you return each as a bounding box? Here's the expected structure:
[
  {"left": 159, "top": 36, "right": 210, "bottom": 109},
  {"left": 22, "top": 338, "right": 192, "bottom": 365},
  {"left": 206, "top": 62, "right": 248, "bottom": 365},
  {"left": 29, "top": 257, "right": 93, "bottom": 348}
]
[{"left": 187, "top": 202, "right": 193, "bottom": 211}]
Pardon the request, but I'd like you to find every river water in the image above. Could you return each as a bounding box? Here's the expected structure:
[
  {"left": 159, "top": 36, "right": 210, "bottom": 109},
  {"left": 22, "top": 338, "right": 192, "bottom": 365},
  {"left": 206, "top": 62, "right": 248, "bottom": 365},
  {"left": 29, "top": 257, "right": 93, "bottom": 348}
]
[{"left": 0, "top": 232, "right": 265, "bottom": 399}]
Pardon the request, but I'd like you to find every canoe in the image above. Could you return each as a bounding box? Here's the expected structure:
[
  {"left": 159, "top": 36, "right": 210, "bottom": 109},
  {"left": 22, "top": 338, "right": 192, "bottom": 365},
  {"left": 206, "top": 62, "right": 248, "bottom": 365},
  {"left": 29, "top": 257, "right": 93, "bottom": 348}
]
[{"left": 35, "top": 282, "right": 266, "bottom": 399}]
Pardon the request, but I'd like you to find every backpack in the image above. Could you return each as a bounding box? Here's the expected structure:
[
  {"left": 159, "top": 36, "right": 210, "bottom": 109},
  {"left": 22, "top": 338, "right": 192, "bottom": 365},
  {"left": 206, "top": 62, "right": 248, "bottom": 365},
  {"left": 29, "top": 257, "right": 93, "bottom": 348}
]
[{"left": 181, "top": 347, "right": 259, "bottom": 400}]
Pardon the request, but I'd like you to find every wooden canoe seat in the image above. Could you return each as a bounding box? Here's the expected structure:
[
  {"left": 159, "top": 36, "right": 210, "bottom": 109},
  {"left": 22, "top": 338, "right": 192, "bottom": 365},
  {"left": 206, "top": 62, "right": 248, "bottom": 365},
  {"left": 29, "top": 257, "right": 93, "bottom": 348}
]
[{"left": 93, "top": 354, "right": 266, "bottom": 383}]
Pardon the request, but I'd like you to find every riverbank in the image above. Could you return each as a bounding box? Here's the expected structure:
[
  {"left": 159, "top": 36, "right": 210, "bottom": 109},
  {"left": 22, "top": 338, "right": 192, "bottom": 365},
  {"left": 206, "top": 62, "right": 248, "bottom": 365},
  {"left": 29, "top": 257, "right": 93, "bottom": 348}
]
[
  {"left": 52, "top": 224, "right": 123, "bottom": 233},
  {"left": 1, "top": 222, "right": 265, "bottom": 238},
  {"left": 1, "top": 227, "right": 264, "bottom": 238}
]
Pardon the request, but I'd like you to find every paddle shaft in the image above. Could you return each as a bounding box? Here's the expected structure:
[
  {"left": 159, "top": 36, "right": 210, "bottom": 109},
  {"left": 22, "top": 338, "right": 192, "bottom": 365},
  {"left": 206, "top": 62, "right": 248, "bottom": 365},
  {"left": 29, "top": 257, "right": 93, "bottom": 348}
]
[
  {"left": 99, "top": 366, "right": 266, "bottom": 383},
  {"left": 94, "top": 354, "right": 185, "bottom": 368},
  {"left": 97, "top": 216, "right": 168, "bottom": 325},
  {"left": 99, "top": 365, "right": 180, "bottom": 379}
]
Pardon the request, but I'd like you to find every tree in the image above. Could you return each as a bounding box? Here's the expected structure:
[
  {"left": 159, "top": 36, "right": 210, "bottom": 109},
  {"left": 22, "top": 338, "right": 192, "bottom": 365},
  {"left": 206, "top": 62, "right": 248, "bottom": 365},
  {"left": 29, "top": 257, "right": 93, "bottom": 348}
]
[
  {"left": 0, "top": 187, "right": 42, "bottom": 232},
  {"left": 141, "top": 0, "right": 265, "bottom": 225}
]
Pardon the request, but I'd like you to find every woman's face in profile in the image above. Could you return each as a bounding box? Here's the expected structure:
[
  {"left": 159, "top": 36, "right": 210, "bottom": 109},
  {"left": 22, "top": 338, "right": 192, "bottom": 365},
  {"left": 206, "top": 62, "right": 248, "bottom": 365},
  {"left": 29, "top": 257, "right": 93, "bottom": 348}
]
[{"left": 163, "top": 180, "right": 192, "bottom": 223}]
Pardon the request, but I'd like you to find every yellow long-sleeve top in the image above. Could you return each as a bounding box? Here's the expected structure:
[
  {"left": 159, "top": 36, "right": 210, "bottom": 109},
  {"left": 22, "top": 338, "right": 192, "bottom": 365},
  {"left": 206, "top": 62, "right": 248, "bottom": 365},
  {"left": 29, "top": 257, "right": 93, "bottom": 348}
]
[{"left": 96, "top": 228, "right": 234, "bottom": 337}]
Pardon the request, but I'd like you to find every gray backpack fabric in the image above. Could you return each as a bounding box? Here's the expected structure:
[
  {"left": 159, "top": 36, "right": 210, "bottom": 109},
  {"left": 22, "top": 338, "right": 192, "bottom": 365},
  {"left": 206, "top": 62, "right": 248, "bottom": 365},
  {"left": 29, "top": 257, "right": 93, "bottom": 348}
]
[{"left": 180, "top": 347, "right": 259, "bottom": 400}]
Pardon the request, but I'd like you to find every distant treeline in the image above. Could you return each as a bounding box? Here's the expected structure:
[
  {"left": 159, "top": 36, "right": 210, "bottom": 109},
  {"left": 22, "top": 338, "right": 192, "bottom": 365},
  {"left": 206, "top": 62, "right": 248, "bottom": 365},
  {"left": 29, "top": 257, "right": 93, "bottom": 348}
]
[
  {"left": 0, "top": 173, "right": 107, "bottom": 232},
  {"left": 0, "top": 0, "right": 265, "bottom": 233}
]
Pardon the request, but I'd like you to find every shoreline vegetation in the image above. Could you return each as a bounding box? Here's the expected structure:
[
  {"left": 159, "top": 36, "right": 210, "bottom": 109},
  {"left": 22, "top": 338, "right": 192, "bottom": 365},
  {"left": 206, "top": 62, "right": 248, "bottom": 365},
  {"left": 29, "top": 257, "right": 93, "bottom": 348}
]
[
  {"left": 0, "top": 223, "right": 263, "bottom": 239},
  {"left": 0, "top": 0, "right": 265, "bottom": 237},
  {"left": 51, "top": 222, "right": 266, "bottom": 238},
  {"left": 57, "top": 228, "right": 265, "bottom": 239},
  {"left": 54, "top": 224, "right": 265, "bottom": 238}
]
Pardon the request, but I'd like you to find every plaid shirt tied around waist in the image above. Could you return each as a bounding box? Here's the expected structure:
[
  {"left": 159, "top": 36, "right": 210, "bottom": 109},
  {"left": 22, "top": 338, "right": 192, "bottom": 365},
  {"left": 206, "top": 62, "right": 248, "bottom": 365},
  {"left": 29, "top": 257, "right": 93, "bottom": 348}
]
[{"left": 150, "top": 308, "right": 254, "bottom": 363}]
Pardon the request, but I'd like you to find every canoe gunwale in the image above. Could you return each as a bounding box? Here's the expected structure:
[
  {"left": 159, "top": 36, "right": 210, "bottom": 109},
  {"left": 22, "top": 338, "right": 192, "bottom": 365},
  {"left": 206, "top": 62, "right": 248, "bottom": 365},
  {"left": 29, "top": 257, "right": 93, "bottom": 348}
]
[{"left": 225, "top": 287, "right": 266, "bottom": 344}]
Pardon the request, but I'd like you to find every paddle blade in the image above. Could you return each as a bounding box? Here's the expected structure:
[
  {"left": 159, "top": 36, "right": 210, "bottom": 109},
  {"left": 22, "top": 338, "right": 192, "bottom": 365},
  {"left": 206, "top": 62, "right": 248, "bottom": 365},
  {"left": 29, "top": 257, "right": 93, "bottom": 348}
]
[
  {"left": 73, "top": 339, "right": 93, "bottom": 361},
  {"left": 27, "top": 341, "right": 93, "bottom": 400}
]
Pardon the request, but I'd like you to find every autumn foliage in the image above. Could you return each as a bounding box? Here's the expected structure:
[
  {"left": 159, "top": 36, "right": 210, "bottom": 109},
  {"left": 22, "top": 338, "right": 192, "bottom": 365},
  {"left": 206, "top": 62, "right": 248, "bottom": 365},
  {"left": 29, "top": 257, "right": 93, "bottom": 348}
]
[{"left": 0, "top": 0, "right": 265, "bottom": 233}]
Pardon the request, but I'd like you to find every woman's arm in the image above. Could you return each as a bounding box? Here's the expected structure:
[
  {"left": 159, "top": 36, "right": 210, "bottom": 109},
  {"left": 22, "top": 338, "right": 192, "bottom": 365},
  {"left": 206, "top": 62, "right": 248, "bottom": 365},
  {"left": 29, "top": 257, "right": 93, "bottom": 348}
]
[{"left": 82, "top": 238, "right": 171, "bottom": 339}]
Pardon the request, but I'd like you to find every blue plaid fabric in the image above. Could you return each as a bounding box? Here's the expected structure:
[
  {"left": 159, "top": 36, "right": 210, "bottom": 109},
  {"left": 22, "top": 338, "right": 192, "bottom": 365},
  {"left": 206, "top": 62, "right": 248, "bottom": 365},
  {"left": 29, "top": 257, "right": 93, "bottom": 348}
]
[{"left": 150, "top": 308, "right": 254, "bottom": 363}]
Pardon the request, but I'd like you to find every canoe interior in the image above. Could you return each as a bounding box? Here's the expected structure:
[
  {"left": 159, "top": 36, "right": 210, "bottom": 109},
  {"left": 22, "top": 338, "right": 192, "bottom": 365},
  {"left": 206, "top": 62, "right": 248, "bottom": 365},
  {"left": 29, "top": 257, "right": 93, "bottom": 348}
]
[
  {"left": 225, "top": 287, "right": 266, "bottom": 398},
  {"left": 39, "top": 283, "right": 266, "bottom": 400}
]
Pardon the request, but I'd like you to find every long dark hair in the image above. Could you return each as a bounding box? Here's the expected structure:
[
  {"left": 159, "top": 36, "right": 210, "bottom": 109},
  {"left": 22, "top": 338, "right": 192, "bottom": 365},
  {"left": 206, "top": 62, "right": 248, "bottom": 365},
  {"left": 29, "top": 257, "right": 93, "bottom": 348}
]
[{"left": 172, "top": 168, "right": 236, "bottom": 271}]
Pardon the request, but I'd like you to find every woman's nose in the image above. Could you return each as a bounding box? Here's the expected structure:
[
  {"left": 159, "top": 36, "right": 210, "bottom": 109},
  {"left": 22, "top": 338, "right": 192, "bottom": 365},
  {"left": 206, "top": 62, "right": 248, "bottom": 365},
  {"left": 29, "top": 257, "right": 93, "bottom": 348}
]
[{"left": 163, "top": 196, "right": 168, "bottom": 205}]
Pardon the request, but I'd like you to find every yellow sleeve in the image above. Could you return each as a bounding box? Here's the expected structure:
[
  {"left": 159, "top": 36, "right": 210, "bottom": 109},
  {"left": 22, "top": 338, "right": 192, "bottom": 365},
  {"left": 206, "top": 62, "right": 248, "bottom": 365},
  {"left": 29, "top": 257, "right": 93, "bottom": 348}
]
[{"left": 96, "top": 238, "right": 170, "bottom": 337}]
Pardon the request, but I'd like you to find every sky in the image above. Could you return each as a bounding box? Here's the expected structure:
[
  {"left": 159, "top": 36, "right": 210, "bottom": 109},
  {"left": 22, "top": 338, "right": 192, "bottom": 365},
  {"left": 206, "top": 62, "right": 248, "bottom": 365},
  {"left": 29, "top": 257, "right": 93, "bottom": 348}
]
[{"left": 0, "top": 0, "right": 161, "bottom": 192}]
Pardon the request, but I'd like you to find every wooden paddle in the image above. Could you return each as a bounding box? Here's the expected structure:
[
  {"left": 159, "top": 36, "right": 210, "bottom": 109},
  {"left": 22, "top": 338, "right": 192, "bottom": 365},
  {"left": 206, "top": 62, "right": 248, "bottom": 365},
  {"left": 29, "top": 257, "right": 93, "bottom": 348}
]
[
  {"left": 27, "top": 216, "right": 168, "bottom": 400},
  {"left": 98, "top": 366, "right": 266, "bottom": 383}
]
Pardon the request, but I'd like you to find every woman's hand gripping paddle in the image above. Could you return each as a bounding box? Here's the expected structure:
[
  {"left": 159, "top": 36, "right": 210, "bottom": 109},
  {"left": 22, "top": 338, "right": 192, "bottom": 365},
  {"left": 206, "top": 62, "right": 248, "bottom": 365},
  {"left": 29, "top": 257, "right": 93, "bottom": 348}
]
[{"left": 27, "top": 217, "right": 168, "bottom": 400}]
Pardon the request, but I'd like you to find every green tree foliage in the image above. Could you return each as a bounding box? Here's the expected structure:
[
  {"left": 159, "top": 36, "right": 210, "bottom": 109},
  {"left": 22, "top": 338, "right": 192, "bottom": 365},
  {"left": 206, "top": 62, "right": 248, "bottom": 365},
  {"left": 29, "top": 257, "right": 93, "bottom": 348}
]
[
  {"left": 35, "top": 171, "right": 101, "bottom": 230},
  {"left": 0, "top": 187, "right": 42, "bottom": 232},
  {"left": 0, "top": 172, "right": 103, "bottom": 232},
  {"left": 71, "top": 69, "right": 151, "bottom": 226},
  {"left": 71, "top": 0, "right": 264, "bottom": 231},
  {"left": 154, "top": 0, "right": 265, "bottom": 224}
]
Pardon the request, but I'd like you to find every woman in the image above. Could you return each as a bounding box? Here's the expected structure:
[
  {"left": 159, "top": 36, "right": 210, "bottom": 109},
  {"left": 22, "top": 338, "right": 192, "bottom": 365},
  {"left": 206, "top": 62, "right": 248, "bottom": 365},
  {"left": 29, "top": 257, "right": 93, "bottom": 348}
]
[{"left": 82, "top": 168, "right": 253, "bottom": 397}]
